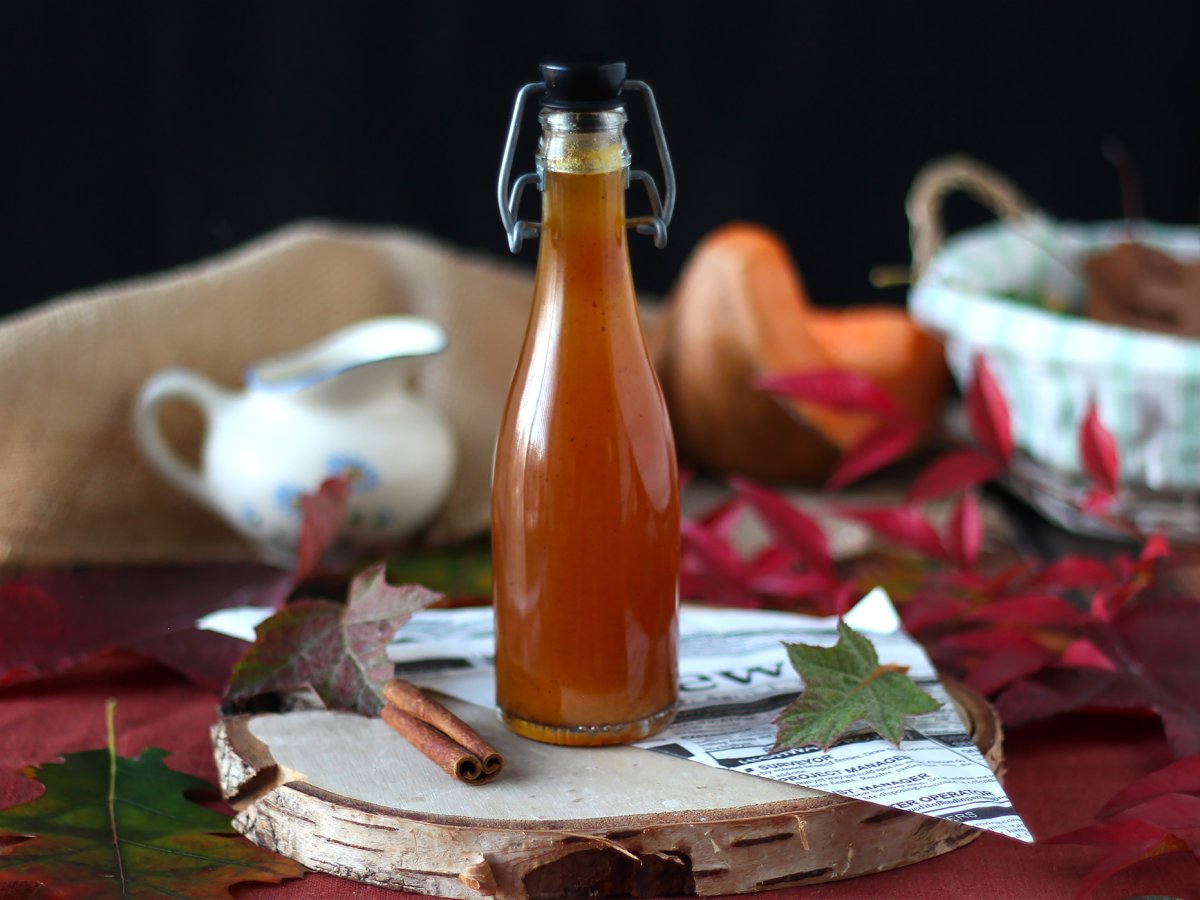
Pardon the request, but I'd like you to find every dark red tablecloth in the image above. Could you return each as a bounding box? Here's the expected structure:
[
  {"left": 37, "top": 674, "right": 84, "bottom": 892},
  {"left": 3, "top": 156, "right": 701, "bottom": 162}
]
[{"left": 2, "top": 654, "right": 1197, "bottom": 899}]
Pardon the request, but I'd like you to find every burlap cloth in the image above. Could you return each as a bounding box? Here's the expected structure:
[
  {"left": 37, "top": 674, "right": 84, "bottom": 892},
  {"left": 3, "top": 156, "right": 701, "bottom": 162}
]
[{"left": 0, "top": 222, "right": 548, "bottom": 566}]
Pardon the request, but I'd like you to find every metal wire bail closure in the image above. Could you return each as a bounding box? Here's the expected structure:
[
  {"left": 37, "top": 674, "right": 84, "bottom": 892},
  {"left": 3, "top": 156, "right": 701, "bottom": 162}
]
[{"left": 497, "top": 75, "right": 676, "bottom": 254}]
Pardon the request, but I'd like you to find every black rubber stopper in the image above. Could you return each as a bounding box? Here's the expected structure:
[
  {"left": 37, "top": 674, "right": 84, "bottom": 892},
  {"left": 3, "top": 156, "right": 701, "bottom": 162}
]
[{"left": 539, "top": 61, "right": 627, "bottom": 110}]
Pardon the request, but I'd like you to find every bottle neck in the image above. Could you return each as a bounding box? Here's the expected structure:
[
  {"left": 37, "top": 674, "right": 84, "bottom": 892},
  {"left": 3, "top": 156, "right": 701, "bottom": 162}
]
[
  {"left": 535, "top": 109, "right": 632, "bottom": 290},
  {"left": 537, "top": 108, "right": 630, "bottom": 177}
]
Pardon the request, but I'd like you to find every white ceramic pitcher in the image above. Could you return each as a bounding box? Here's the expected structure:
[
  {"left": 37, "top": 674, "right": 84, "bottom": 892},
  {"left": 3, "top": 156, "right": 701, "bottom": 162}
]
[{"left": 134, "top": 316, "right": 458, "bottom": 560}]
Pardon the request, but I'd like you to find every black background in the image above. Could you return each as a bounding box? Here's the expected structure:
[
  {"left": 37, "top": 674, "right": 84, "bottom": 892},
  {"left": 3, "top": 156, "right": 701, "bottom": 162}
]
[{"left": 3, "top": 1, "right": 1199, "bottom": 317}]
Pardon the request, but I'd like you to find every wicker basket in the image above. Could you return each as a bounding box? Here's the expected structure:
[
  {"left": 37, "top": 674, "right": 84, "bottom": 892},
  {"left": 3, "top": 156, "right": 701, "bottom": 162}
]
[{"left": 907, "top": 156, "right": 1200, "bottom": 540}]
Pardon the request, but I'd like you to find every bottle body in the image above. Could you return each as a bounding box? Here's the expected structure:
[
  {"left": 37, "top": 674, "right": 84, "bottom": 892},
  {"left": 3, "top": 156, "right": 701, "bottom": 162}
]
[{"left": 492, "top": 109, "right": 680, "bottom": 746}]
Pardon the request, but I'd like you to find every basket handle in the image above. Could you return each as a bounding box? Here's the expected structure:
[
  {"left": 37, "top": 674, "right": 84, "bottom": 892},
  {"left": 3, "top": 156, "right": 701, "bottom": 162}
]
[{"left": 907, "top": 155, "right": 1038, "bottom": 279}]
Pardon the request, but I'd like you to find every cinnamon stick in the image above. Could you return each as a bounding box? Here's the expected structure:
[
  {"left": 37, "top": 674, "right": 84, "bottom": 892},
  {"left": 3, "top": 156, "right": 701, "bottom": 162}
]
[{"left": 380, "top": 679, "right": 504, "bottom": 784}]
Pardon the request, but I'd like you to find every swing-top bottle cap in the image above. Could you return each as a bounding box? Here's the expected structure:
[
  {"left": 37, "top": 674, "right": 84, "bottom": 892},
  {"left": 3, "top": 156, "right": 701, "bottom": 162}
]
[
  {"left": 500, "top": 60, "right": 675, "bottom": 251},
  {"left": 539, "top": 61, "right": 627, "bottom": 111}
]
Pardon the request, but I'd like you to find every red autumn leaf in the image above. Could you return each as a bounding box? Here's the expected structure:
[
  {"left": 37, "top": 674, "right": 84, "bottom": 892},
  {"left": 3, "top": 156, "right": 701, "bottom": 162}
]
[
  {"left": 1097, "top": 532, "right": 1172, "bottom": 595},
  {"left": 898, "top": 592, "right": 972, "bottom": 635},
  {"left": 1051, "top": 817, "right": 1170, "bottom": 848},
  {"left": 1160, "top": 711, "right": 1200, "bottom": 760},
  {"left": 1107, "top": 560, "right": 1172, "bottom": 619},
  {"left": 1081, "top": 488, "right": 1115, "bottom": 516},
  {"left": 1048, "top": 820, "right": 1189, "bottom": 900},
  {"left": 681, "top": 573, "right": 744, "bottom": 609},
  {"left": 732, "top": 477, "right": 832, "bottom": 573},
  {"left": 1080, "top": 400, "right": 1121, "bottom": 496},
  {"left": 942, "top": 568, "right": 990, "bottom": 593},
  {"left": 1090, "top": 588, "right": 1117, "bottom": 622},
  {"left": 993, "top": 602, "right": 1200, "bottom": 734},
  {"left": 748, "top": 568, "right": 829, "bottom": 597},
  {"left": 1114, "top": 552, "right": 1138, "bottom": 579},
  {"left": 967, "top": 594, "right": 1088, "bottom": 628},
  {"left": 1090, "top": 573, "right": 1153, "bottom": 621},
  {"left": 744, "top": 543, "right": 802, "bottom": 580},
  {"left": 0, "top": 581, "right": 61, "bottom": 684},
  {"left": 698, "top": 493, "right": 747, "bottom": 543},
  {"left": 832, "top": 504, "right": 945, "bottom": 559},
  {"left": 294, "top": 475, "right": 352, "bottom": 581},
  {"left": 906, "top": 449, "right": 1002, "bottom": 504},
  {"left": 1086, "top": 674, "right": 1169, "bottom": 719},
  {"left": 1024, "top": 555, "right": 1116, "bottom": 591},
  {"left": 964, "top": 355, "right": 1013, "bottom": 463},
  {"left": 0, "top": 565, "right": 293, "bottom": 691},
  {"left": 965, "top": 643, "right": 1057, "bottom": 696},
  {"left": 0, "top": 475, "right": 362, "bottom": 693},
  {"left": 679, "top": 520, "right": 761, "bottom": 608},
  {"left": 757, "top": 369, "right": 903, "bottom": 418},
  {"left": 935, "top": 625, "right": 1050, "bottom": 654},
  {"left": 681, "top": 518, "right": 748, "bottom": 585},
  {"left": 983, "top": 561, "right": 1034, "bottom": 596},
  {"left": 747, "top": 547, "right": 842, "bottom": 613},
  {"left": 1112, "top": 598, "right": 1200, "bottom": 719},
  {"left": 994, "top": 666, "right": 1120, "bottom": 726},
  {"left": 749, "top": 570, "right": 841, "bottom": 611},
  {"left": 1140, "top": 531, "right": 1171, "bottom": 564},
  {"left": 1110, "top": 797, "right": 1200, "bottom": 856},
  {"left": 939, "top": 627, "right": 1056, "bottom": 694},
  {"left": 1099, "top": 755, "right": 1200, "bottom": 819},
  {"left": 749, "top": 546, "right": 843, "bottom": 614},
  {"left": 944, "top": 491, "right": 983, "bottom": 568},
  {"left": 825, "top": 421, "right": 922, "bottom": 491},
  {"left": 126, "top": 628, "right": 250, "bottom": 694},
  {"left": 1058, "top": 638, "right": 1117, "bottom": 671},
  {"left": 225, "top": 563, "right": 442, "bottom": 715},
  {"left": 831, "top": 581, "right": 860, "bottom": 616},
  {"left": 680, "top": 570, "right": 762, "bottom": 609},
  {"left": 1078, "top": 598, "right": 1200, "bottom": 756}
]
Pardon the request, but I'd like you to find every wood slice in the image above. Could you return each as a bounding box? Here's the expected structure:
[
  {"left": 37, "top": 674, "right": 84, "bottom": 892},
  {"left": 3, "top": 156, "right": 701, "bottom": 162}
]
[{"left": 213, "top": 682, "right": 1001, "bottom": 898}]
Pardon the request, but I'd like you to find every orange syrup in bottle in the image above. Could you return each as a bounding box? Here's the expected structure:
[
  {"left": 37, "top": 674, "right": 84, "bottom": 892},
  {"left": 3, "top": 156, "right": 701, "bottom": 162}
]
[{"left": 492, "top": 95, "right": 679, "bottom": 746}]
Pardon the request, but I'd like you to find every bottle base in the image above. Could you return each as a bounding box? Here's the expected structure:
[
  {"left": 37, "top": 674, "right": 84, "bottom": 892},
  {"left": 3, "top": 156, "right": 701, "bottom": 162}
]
[{"left": 500, "top": 702, "right": 677, "bottom": 746}]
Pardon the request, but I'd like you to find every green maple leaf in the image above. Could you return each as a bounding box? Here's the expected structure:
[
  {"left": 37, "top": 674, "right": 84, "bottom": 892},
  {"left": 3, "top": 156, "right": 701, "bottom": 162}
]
[
  {"left": 225, "top": 562, "right": 442, "bottom": 716},
  {"left": 774, "top": 619, "right": 941, "bottom": 751},
  {"left": 0, "top": 702, "right": 301, "bottom": 898}
]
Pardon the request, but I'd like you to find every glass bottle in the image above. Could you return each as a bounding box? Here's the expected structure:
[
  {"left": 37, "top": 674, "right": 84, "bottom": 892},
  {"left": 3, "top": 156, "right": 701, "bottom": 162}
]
[{"left": 493, "top": 62, "right": 679, "bottom": 746}]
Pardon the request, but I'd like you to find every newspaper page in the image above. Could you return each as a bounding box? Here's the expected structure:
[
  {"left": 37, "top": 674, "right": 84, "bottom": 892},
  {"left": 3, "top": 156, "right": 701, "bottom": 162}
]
[
  {"left": 383, "top": 588, "right": 1031, "bottom": 842},
  {"left": 200, "top": 588, "right": 1031, "bottom": 841}
]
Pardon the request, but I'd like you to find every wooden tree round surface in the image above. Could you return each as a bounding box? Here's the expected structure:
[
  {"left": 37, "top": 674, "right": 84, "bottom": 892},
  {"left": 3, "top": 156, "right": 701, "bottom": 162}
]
[{"left": 213, "top": 683, "right": 1001, "bottom": 898}]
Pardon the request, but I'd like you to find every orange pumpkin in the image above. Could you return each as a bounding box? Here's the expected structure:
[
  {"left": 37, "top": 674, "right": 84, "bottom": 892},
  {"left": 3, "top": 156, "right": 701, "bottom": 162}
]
[{"left": 657, "top": 222, "right": 948, "bottom": 483}]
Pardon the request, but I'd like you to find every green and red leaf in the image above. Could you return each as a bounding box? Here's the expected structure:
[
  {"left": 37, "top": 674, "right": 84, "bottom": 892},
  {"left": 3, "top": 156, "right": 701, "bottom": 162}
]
[
  {"left": 0, "top": 704, "right": 301, "bottom": 897},
  {"left": 224, "top": 563, "right": 442, "bottom": 715}
]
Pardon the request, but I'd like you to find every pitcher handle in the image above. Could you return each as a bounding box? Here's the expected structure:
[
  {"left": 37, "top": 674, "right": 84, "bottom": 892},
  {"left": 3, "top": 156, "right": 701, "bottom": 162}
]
[{"left": 133, "top": 368, "right": 230, "bottom": 508}]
